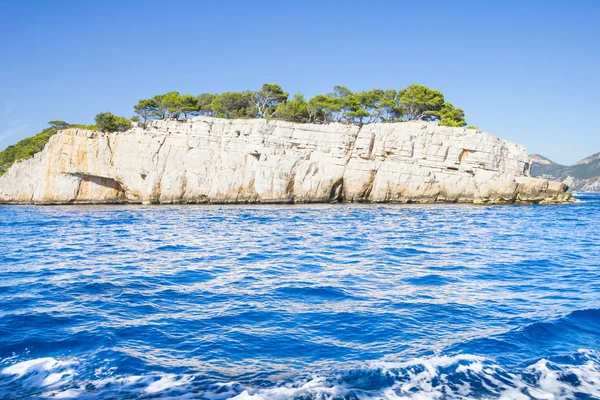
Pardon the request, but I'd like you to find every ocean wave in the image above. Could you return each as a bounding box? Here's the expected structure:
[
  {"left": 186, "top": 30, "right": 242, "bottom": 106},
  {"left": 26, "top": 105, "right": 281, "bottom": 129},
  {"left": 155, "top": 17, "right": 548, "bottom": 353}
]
[
  {"left": 447, "top": 308, "right": 600, "bottom": 366},
  {"left": 2, "top": 350, "right": 599, "bottom": 399}
]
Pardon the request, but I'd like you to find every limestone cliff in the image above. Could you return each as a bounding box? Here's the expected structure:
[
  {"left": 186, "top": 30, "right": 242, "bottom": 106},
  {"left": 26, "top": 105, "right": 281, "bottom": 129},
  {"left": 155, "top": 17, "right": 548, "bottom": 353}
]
[{"left": 0, "top": 117, "right": 571, "bottom": 204}]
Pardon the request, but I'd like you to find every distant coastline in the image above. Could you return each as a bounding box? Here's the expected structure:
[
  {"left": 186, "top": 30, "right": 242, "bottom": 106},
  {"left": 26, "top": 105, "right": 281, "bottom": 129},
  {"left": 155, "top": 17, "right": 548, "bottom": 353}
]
[{"left": 531, "top": 153, "right": 600, "bottom": 192}]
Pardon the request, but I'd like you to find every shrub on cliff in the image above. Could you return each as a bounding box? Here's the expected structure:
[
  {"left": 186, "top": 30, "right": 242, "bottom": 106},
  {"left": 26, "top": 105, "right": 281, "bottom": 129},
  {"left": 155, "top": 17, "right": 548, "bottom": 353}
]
[
  {"left": 273, "top": 93, "right": 310, "bottom": 123},
  {"left": 212, "top": 91, "right": 256, "bottom": 119},
  {"left": 0, "top": 128, "right": 57, "bottom": 176},
  {"left": 0, "top": 121, "right": 96, "bottom": 176},
  {"left": 94, "top": 112, "right": 132, "bottom": 133},
  {"left": 437, "top": 103, "right": 467, "bottom": 127}
]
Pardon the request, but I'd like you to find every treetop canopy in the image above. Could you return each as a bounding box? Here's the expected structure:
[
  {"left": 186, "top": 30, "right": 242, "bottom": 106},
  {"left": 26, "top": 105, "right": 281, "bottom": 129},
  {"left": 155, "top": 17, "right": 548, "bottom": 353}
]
[{"left": 130, "top": 83, "right": 470, "bottom": 129}]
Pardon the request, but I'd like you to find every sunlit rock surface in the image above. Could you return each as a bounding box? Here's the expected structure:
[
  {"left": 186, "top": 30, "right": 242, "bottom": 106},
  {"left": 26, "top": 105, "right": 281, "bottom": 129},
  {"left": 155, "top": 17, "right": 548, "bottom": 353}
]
[{"left": 0, "top": 117, "right": 571, "bottom": 204}]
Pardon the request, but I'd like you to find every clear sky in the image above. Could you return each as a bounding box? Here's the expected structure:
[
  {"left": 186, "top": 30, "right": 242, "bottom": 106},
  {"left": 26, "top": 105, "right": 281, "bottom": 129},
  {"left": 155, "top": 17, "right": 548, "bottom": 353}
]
[{"left": 1, "top": 0, "right": 598, "bottom": 165}]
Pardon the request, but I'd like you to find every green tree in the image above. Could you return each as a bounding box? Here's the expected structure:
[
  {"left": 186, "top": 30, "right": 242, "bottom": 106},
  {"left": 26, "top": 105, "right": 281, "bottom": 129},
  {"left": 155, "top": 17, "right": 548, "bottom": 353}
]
[
  {"left": 197, "top": 93, "right": 216, "bottom": 116},
  {"left": 252, "top": 84, "right": 288, "bottom": 118},
  {"left": 133, "top": 98, "right": 158, "bottom": 128},
  {"left": 346, "top": 107, "right": 370, "bottom": 125},
  {"left": 380, "top": 90, "right": 403, "bottom": 122},
  {"left": 180, "top": 94, "right": 199, "bottom": 118},
  {"left": 438, "top": 102, "right": 467, "bottom": 127},
  {"left": 94, "top": 112, "right": 131, "bottom": 132},
  {"left": 358, "top": 89, "right": 384, "bottom": 123},
  {"left": 343, "top": 89, "right": 391, "bottom": 124},
  {"left": 308, "top": 86, "right": 359, "bottom": 123},
  {"left": 328, "top": 86, "right": 354, "bottom": 122},
  {"left": 467, "top": 125, "right": 479, "bottom": 130},
  {"left": 307, "top": 95, "right": 328, "bottom": 123},
  {"left": 48, "top": 120, "right": 70, "bottom": 130},
  {"left": 150, "top": 93, "right": 173, "bottom": 119},
  {"left": 162, "top": 91, "right": 183, "bottom": 119},
  {"left": 212, "top": 91, "right": 254, "bottom": 118},
  {"left": 329, "top": 85, "right": 353, "bottom": 99},
  {"left": 308, "top": 94, "right": 335, "bottom": 123},
  {"left": 398, "top": 84, "right": 445, "bottom": 121},
  {"left": 273, "top": 93, "right": 310, "bottom": 123}
]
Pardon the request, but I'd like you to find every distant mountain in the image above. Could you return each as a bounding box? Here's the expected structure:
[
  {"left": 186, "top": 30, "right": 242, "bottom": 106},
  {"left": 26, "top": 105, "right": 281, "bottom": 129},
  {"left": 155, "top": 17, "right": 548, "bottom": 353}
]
[{"left": 531, "top": 152, "right": 600, "bottom": 192}]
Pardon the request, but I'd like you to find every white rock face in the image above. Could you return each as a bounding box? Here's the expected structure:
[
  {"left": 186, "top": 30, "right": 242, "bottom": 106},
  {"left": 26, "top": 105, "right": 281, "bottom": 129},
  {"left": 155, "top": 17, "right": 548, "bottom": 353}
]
[
  {"left": 0, "top": 117, "right": 571, "bottom": 204},
  {"left": 563, "top": 176, "right": 600, "bottom": 192}
]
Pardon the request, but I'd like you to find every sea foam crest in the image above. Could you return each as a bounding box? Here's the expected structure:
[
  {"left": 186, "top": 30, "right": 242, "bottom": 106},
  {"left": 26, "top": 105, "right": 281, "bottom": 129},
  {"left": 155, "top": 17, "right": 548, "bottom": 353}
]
[
  {"left": 231, "top": 351, "right": 600, "bottom": 400},
  {"left": 2, "top": 351, "right": 599, "bottom": 399},
  {"left": 1, "top": 357, "right": 77, "bottom": 391}
]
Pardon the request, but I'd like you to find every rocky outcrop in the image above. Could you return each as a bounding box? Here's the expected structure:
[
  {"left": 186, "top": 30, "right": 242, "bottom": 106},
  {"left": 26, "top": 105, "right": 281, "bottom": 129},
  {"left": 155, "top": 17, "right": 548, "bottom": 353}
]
[
  {"left": 0, "top": 117, "right": 571, "bottom": 204},
  {"left": 531, "top": 153, "right": 600, "bottom": 192}
]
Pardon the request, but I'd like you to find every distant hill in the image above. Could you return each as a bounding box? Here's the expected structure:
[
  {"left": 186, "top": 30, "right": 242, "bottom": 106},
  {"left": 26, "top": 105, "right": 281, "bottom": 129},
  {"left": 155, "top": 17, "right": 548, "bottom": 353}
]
[{"left": 531, "top": 152, "right": 600, "bottom": 192}]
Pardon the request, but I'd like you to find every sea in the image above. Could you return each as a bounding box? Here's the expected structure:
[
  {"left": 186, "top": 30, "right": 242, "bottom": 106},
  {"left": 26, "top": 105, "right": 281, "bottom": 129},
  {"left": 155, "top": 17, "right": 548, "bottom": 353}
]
[{"left": 1, "top": 194, "right": 599, "bottom": 399}]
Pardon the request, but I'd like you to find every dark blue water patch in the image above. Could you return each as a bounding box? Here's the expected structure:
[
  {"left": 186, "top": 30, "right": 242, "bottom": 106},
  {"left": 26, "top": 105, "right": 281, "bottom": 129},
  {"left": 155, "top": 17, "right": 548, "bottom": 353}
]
[
  {"left": 74, "top": 281, "right": 122, "bottom": 294},
  {"left": 237, "top": 252, "right": 270, "bottom": 263},
  {"left": 155, "top": 244, "right": 200, "bottom": 252},
  {"left": 276, "top": 285, "right": 354, "bottom": 300},
  {"left": 450, "top": 308, "right": 600, "bottom": 366},
  {"left": 427, "top": 264, "right": 467, "bottom": 272},
  {"left": 0, "top": 256, "right": 24, "bottom": 264},
  {"left": 163, "top": 268, "right": 216, "bottom": 285},
  {"left": 0, "top": 326, "right": 116, "bottom": 360},
  {"left": 404, "top": 274, "right": 458, "bottom": 286},
  {"left": 381, "top": 246, "right": 432, "bottom": 256}
]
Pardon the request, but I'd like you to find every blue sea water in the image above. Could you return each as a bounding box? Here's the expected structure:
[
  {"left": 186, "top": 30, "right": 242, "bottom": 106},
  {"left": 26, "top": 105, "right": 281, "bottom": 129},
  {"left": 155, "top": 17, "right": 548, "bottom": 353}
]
[{"left": 1, "top": 194, "right": 600, "bottom": 399}]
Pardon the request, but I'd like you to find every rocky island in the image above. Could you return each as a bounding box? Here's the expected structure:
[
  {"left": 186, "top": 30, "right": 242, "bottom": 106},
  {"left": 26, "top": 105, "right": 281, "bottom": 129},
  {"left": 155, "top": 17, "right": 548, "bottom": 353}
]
[{"left": 0, "top": 117, "right": 571, "bottom": 204}]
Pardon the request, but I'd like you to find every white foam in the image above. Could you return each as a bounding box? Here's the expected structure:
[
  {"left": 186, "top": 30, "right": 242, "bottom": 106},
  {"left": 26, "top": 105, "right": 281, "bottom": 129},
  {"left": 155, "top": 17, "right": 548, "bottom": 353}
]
[
  {"left": 230, "top": 352, "right": 600, "bottom": 400},
  {"left": 522, "top": 356, "right": 600, "bottom": 399},
  {"left": 1, "top": 356, "right": 77, "bottom": 392},
  {"left": 144, "top": 373, "right": 194, "bottom": 394},
  {"left": 1, "top": 357, "right": 75, "bottom": 377},
  {"left": 231, "top": 377, "right": 344, "bottom": 400},
  {"left": 44, "top": 388, "right": 83, "bottom": 398},
  {"left": 1, "top": 351, "right": 599, "bottom": 399}
]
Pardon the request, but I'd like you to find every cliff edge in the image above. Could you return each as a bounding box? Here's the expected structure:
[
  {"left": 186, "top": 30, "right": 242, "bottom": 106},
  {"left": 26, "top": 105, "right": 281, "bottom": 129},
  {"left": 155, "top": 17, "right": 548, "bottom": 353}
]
[{"left": 0, "top": 117, "right": 571, "bottom": 204}]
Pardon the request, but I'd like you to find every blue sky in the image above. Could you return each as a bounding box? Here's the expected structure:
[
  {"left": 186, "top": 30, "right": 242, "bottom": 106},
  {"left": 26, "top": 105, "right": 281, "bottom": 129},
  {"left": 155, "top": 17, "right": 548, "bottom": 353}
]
[{"left": 1, "top": 0, "right": 598, "bottom": 165}]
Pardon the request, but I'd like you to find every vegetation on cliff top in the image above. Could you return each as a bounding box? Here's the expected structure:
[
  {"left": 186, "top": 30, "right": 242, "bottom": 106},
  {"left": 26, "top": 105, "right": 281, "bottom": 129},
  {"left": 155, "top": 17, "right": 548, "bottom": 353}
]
[
  {"left": 94, "top": 112, "right": 132, "bottom": 133},
  {"left": 0, "top": 121, "right": 96, "bottom": 177},
  {"left": 0, "top": 84, "right": 474, "bottom": 176},
  {"left": 128, "top": 84, "right": 470, "bottom": 129}
]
